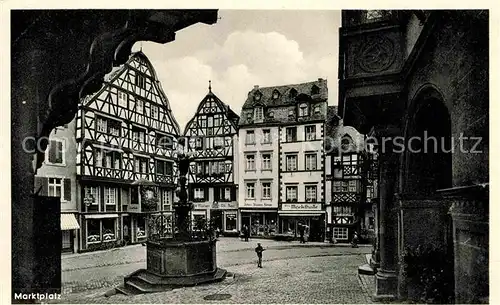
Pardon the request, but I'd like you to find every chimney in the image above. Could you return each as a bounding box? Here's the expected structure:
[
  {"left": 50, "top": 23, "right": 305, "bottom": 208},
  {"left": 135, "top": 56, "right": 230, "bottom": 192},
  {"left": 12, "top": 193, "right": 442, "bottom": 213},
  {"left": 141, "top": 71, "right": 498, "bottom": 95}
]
[
  {"left": 318, "top": 78, "right": 324, "bottom": 82},
  {"left": 254, "top": 85, "right": 259, "bottom": 90}
]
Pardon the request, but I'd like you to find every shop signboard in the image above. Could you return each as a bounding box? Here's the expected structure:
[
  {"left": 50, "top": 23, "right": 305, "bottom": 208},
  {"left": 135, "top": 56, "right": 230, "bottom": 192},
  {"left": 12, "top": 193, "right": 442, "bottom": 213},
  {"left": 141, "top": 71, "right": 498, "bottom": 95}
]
[
  {"left": 193, "top": 202, "right": 212, "bottom": 209},
  {"left": 241, "top": 201, "right": 276, "bottom": 208},
  {"left": 281, "top": 203, "right": 322, "bottom": 211},
  {"left": 212, "top": 201, "right": 238, "bottom": 209}
]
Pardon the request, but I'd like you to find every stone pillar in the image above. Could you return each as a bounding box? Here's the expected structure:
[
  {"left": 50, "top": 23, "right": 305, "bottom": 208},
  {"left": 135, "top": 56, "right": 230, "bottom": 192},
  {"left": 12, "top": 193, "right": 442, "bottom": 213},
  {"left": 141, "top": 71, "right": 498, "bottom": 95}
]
[
  {"left": 373, "top": 126, "right": 400, "bottom": 301},
  {"left": 12, "top": 45, "right": 44, "bottom": 295}
]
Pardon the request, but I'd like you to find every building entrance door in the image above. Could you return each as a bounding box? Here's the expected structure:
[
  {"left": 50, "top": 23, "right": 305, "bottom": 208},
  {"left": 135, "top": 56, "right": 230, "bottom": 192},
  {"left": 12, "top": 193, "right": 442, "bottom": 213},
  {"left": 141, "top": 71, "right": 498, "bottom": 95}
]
[{"left": 211, "top": 210, "right": 223, "bottom": 232}]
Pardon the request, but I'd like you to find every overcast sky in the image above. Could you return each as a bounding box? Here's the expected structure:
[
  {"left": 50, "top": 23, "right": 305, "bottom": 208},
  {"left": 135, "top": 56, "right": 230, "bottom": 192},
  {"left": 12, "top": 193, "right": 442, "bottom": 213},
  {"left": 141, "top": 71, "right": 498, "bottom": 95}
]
[{"left": 132, "top": 10, "right": 341, "bottom": 131}]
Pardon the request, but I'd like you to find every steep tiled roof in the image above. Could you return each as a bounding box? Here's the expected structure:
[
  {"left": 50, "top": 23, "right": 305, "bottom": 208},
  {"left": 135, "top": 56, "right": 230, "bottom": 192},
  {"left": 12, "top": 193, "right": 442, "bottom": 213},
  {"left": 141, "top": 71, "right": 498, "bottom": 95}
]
[
  {"left": 238, "top": 79, "right": 328, "bottom": 126},
  {"left": 241, "top": 79, "right": 327, "bottom": 109}
]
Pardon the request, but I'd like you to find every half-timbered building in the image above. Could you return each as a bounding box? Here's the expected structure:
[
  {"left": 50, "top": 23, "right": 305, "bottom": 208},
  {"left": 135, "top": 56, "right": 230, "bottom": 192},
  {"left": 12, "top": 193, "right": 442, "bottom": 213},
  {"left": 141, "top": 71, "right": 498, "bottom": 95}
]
[
  {"left": 184, "top": 82, "right": 240, "bottom": 235},
  {"left": 325, "top": 106, "right": 376, "bottom": 242},
  {"left": 76, "top": 51, "right": 180, "bottom": 251}
]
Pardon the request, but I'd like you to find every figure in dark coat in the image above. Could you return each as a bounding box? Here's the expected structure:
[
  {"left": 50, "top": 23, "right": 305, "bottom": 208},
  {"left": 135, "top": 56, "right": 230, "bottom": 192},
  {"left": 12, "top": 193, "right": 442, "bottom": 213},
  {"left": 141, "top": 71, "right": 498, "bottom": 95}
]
[{"left": 255, "top": 243, "right": 265, "bottom": 268}]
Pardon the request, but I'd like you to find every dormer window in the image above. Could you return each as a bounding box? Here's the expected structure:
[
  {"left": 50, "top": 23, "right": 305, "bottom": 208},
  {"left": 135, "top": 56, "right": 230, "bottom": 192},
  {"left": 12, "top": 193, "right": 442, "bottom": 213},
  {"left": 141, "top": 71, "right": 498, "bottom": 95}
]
[
  {"left": 311, "top": 85, "right": 320, "bottom": 95},
  {"left": 341, "top": 136, "right": 352, "bottom": 151},
  {"left": 268, "top": 111, "right": 274, "bottom": 118},
  {"left": 246, "top": 112, "right": 252, "bottom": 121},
  {"left": 314, "top": 105, "right": 321, "bottom": 114},
  {"left": 272, "top": 90, "right": 280, "bottom": 99},
  {"left": 254, "top": 91, "right": 262, "bottom": 101},
  {"left": 289, "top": 88, "right": 298, "bottom": 99},
  {"left": 288, "top": 109, "right": 295, "bottom": 117},
  {"left": 254, "top": 107, "right": 264, "bottom": 122},
  {"left": 298, "top": 103, "right": 309, "bottom": 117}
]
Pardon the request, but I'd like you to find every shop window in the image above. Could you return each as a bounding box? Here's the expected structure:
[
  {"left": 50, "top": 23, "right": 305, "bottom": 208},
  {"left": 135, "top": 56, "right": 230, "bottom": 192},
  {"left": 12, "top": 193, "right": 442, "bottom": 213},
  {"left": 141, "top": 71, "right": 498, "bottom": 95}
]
[
  {"left": 87, "top": 220, "right": 101, "bottom": 243},
  {"left": 333, "top": 227, "right": 348, "bottom": 240},
  {"left": 62, "top": 231, "right": 72, "bottom": 250},
  {"left": 102, "top": 218, "right": 116, "bottom": 242},
  {"left": 137, "top": 217, "right": 146, "bottom": 239},
  {"left": 225, "top": 214, "right": 237, "bottom": 231}
]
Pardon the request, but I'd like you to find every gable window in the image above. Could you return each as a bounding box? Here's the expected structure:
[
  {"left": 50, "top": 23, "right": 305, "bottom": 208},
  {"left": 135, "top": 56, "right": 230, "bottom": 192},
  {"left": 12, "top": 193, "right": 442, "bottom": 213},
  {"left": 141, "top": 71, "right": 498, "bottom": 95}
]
[
  {"left": 311, "top": 85, "right": 320, "bottom": 95},
  {"left": 305, "top": 153, "right": 317, "bottom": 170},
  {"left": 135, "top": 73, "right": 146, "bottom": 89},
  {"left": 118, "top": 90, "right": 128, "bottom": 108},
  {"left": 341, "top": 137, "right": 352, "bottom": 151},
  {"left": 103, "top": 151, "right": 121, "bottom": 169},
  {"left": 246, "top": 182, "right": 255, "bottom": 199},
  {"left": 162, "top": 190, "right": 171, "bottom": 210},
  {"left": 96, "top": 117, "right": 107, "bottom": 133},
  {"left": 262, "top": 182, "right": 271, "bottom": 199},
  {"left": 305, "top": 185, "right": 317, "bottom": 202},
  {"left": 262, "top": 129, "right": 271, "bottom": 144},
  {"left": 46, "top": 139, "right": 65, "bottom": 165},
  {"left": 305, "top": 125, "right": 316, "bottom": 140},
  {"left": 48, "top": 178, "right": 63, "bottom": 198},
  {"left": 108, "top": 119, "right": 121, "bottom": 137},
  {"left": 214, "top": 137, "right": 224, "bottom": 148},
  {"left": 156, "top": 134, "right": 173, "bottom": 150},
  {"left": 286, "top": 154, "right": 298, "bottom": 171},
  {"left": 254, "top": 107, "right": 264, "bottom": 122},
  {"left": 95, "top": 150, "right": 103, "bottom": 167},
  {"left": 245, "top": 130, "right": 255, "bottom": 145},
  {"left": 135, "top": 157, "right": 149, "bottom": 173},
  {"left": 85, "top": 186, "right": 100, "bottom": 206},
  {"left": 219, "top": 187, "right": 231, "bottom": 201},
  {"left": 207, "top": 116, "right": 213, "bottom": 127},
  {"left": 151, "top": 105, "right": 158, "bottom": 119},
  {"left": 299, "top": 103, "right": 309, "bottom": 117},
  {"left": 214, "top": 115, "right": 221, "bottom": 127},
  {"left": 199, "top": 116, "right": 207, "bottom": 128},
  {"left": 286, "top": 127, "right": 297, "bottom": 142},
  {"left": 245, "top": 154, "right": 255, "bottom": 171},
  {"left": 194, "top": 188, "right": 204, "bottom": 200},
  {"left": 132, "top": 127, "right": 146, "bottom": 143},
  {"left": 136, "top": 99, "right": 144, "bottom": 114},
  {"left": 286, "top": 186, "right": 298, "bottom": 202},
  {"left": 195, "top": 137, "right": 203, "bottom": 150},
  {"left": 261, "top": 153, "right": 272, "bottom": 171}
]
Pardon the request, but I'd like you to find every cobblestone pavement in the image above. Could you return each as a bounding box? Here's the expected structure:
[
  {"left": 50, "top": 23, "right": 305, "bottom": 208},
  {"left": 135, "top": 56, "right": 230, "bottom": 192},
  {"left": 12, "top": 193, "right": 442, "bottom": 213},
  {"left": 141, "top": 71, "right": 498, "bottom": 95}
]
[
  {"left": 62, "top": 238, "right": 367, "bottom": 271},
  {"left": 57, "top": 254, "right": 373, "bottom": 304},
  {"left": 62, "top": 245, "right": 371, "bottom": 295}
]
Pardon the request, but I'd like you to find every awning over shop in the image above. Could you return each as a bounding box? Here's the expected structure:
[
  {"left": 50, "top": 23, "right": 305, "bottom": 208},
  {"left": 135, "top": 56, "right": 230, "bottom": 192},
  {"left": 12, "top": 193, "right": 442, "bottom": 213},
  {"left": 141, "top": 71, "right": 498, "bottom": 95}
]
[
  {"left": 61, "top": 213, "right": 80, "bottom": 230},
  {"left": 278, "top": 211, "right": 325, "bottom": 217},
  {"left": 84, "top": 214, "right": 119, "bottom": 219}
]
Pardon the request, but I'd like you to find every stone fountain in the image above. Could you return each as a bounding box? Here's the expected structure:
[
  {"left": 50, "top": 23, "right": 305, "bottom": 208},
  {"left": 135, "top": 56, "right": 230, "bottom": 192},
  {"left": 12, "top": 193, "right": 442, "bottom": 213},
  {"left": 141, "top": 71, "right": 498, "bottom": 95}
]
[{"left": 116, "top": 139, "right": 226, "bottom": 295}]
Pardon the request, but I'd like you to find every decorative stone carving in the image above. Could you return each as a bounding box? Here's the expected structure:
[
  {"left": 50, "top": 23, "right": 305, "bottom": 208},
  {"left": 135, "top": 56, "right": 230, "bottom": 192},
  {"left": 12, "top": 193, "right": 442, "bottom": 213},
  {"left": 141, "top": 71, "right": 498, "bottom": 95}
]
[{"left": 358, "top": 36, "right": 395, "bottom": 73}]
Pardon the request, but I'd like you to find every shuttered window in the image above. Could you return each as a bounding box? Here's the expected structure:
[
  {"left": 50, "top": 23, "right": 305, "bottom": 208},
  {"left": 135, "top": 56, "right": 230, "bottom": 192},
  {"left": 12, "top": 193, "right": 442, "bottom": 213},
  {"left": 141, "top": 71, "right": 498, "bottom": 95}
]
[{"left": 46, "top": 139, "right": 64, "bottom": 165}]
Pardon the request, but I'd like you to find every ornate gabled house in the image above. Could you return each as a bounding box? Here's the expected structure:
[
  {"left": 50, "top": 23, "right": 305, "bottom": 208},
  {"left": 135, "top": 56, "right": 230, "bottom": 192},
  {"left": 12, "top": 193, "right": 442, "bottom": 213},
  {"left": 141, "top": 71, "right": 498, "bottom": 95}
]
[
  {"left": 183, "top": 82, "right": 240, "bottom": 234},
  {"left": 324, "top": 106, "right": 377, "bottom": 243},
  {"left": 238, "top": 79, "right": 328, "bottom": 240},
  {"left": 75, "top": 51, "right": 180, "bottom": 252}
]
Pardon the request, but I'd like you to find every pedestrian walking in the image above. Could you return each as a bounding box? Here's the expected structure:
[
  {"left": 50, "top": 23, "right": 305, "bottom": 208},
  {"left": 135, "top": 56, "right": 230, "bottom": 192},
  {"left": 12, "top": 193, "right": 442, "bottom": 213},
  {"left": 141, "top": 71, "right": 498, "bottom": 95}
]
[
  {"left": 351, "top": 231, "right": 359, "bottom": 248},
  {"left": 244, "top": 225, "right": 250, "bottom": 242},
  {"left": 255, "top": 243, "right": 265, "bottom": 268},
  {"left": 299, "top": 224, "right": 305, "bottom": 244}
]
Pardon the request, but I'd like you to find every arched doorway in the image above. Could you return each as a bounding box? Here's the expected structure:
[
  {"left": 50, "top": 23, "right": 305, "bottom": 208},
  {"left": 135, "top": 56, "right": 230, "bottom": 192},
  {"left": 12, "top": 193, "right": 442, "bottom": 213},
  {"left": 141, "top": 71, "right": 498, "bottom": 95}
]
[{"left": 399, "top": 86, "right": 454, "bottom": 302}]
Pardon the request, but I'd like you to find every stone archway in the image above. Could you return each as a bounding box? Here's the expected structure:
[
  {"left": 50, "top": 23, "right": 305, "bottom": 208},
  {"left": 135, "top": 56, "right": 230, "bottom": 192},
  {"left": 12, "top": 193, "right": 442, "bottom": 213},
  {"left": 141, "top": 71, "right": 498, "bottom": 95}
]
[
  {"left": 403, "top": 85, "right": 452, "bottom": 195},
  {"left": 398, "top": 85, "right": 455, "bottom": 302}
]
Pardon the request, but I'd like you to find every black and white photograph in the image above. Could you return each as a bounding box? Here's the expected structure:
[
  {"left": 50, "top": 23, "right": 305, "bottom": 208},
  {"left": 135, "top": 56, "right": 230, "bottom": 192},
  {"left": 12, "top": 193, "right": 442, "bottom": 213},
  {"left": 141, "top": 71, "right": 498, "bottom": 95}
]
[{"left": 8, "top": 5, "right": 490, "bottom": 304}]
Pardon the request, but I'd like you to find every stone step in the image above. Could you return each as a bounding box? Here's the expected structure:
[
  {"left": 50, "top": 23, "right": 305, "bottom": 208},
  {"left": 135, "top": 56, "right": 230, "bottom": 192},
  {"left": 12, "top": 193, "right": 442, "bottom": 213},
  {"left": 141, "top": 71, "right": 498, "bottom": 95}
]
[
  {"left": 115, "top": 284, "right": 136, "bottom": 296},
  {"left": 358, "top": 263, "right": 376, "bottom": 275}
]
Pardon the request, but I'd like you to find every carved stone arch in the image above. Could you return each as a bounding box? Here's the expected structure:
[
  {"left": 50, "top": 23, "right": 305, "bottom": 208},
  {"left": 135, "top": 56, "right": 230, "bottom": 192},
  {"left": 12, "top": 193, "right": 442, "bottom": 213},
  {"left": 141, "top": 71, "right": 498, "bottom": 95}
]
[{"left": 402, "top": 83, "right": 452, "bottom": 195}]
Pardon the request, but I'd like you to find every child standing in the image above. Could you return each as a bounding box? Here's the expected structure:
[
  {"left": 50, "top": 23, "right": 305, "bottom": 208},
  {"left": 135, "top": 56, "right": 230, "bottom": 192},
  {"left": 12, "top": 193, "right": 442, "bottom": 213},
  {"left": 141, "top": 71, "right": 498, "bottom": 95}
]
[{"left": 255, "top": 243, "right": 265, "bottom": 268}]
